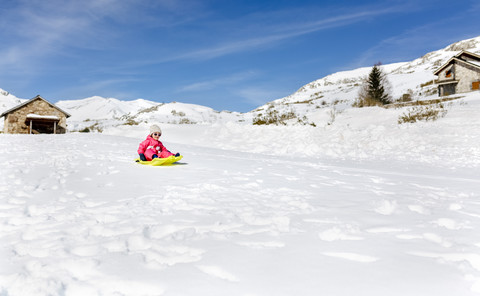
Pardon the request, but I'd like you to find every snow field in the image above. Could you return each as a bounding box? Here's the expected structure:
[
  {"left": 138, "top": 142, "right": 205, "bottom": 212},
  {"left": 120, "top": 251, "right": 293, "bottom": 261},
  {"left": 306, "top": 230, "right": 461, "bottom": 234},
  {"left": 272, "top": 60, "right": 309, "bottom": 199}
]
[
  {"left": 1, "top": 133, "right": 479, "bottom": 295},
  {"left": 105, "top": 93, "right": 480, "bottom": 169}
]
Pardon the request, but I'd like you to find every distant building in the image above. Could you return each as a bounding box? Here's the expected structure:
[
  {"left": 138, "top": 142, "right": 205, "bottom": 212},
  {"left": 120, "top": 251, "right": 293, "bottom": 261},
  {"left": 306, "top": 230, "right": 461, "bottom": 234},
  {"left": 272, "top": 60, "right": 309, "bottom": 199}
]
[
  {"left": 1, "top": 95, "right": 71, "bottom": 134},
  {"left": 434, "top": 50, "right": 480, "bottom": 96}
]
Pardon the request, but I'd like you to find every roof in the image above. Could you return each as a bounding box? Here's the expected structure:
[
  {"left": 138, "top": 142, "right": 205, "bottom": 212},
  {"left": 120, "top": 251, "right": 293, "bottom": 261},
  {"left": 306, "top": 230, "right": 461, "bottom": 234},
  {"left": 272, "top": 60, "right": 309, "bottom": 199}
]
[
  {"left": 434, "top": 50, "right": 480, "bottom": 75},
  {"left": 0, "top": 95, "right": 71, "bottom": 118},
  {"left": 458, "top": 50, "right": 480, "bottom": 61},
  {"left": 26, "top": 114, "right": 60, "bottom": 120},
  {"left": 436, "top": 80, "right": 459, "bottom": 86}
]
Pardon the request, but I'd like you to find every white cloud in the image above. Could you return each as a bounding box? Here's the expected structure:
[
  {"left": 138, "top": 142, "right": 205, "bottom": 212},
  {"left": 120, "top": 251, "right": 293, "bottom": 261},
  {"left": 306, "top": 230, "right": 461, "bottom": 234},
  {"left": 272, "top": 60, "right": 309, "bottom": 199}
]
[
  {"left": 132, "top": 3, "right": 411, "bottom": 65},
  {"left": 0, "top": 0, "right": 203, "bottom": 69},
  {"left": 351, "top": 2, "right": 480, "bottom": 69},
  {"left": 237, "top": 87, "right": 287, "bottom": 107},
  {"left": 178, "top": 71, "right": 258, "bottom": 92}
]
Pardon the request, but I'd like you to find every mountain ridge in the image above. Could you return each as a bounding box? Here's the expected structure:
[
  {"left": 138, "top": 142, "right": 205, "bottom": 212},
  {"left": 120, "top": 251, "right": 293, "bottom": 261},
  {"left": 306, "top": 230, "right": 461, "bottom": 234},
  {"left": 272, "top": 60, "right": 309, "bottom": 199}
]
[{"left": 1, "top": 35, "right": 480, "bottom": 132}]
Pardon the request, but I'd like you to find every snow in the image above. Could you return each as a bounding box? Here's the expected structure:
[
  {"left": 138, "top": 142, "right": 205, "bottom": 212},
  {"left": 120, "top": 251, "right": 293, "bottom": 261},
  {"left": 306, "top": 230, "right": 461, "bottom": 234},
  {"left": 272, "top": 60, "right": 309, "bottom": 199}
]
[
  {"left": 102, "top": 92, "right": 480, "bottom": 169},
  {"left": 54, "top": 99, "right": 245, "bottom": 132},
  {"left": 0, "top": 89, "right": 24, "bottom": 116},
  {"left": 1, "top": 93, "right": 480, "bottom": 295},
  {"left": 469, "top": 60, "right": 480, "bottom": 67},
  {"left": 26, "top": 114, "right": 60, "bottom": 120}
]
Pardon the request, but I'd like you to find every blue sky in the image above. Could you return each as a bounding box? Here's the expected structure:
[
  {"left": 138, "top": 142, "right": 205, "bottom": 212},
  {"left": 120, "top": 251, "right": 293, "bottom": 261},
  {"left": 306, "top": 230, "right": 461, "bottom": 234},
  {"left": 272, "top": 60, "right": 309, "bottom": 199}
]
[{"left": 0, "top": 0, "right": 479, "bottom": 112}]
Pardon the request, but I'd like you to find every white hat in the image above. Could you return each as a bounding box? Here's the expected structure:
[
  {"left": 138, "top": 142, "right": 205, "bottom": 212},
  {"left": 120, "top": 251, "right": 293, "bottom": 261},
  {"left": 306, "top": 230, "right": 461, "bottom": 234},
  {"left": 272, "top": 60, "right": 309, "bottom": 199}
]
[{"left": 149, "top": 125, "right": 162, "bottom": 135}]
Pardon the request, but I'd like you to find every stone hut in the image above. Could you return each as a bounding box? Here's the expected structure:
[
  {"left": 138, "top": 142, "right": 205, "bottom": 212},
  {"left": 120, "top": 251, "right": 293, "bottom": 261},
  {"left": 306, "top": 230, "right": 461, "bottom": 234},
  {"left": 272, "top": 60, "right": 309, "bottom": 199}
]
[
  {"left": 1, "top": 95, "right": 71, "bottom": 134},
  {"left": 434, "top": 50, "right": 480, "bottom": 96}
]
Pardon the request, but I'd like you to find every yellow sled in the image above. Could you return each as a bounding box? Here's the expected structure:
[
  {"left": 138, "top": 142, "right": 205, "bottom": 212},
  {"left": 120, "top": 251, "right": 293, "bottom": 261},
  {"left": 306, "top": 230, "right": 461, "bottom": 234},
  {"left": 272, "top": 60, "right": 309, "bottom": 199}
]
[{"left": 135, "top": 155, "right": 183, "bottom": 166}]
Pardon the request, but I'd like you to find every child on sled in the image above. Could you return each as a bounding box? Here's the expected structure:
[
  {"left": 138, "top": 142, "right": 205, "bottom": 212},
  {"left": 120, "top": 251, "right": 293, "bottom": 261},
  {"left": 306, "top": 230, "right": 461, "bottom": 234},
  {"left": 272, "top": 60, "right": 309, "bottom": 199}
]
[{"left": 138, "top": 125, "right": 180, "bottom": 161}]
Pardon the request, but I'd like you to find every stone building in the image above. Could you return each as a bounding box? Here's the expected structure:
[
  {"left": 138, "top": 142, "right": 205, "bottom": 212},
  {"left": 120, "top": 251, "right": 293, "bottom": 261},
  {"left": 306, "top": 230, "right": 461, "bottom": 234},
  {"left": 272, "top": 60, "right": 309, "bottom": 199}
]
[
  {"left": 434, "top": 50, "right": 480, "bottom": 96},
  {"left": 1, "top": 95, "right": 71, "bottom": 134}
]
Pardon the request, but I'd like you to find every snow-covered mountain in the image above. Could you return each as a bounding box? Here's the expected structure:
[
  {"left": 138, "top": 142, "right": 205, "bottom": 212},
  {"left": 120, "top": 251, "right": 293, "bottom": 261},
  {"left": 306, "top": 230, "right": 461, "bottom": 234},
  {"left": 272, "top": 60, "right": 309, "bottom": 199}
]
[
  {"left": 55, "top": 97, "right": 247, "bottom": 132},
  {"left": 1, "top": 35, "right": 480, "bottom": 132},
  {"left": 0, "top": 93, "right": 248, "bottom": 132},
  {"left": 0, "top": 89, "right": 24, "bottom": 112},
  {"left": 251, "top": 35, "right": 480, "bottom": 123}
]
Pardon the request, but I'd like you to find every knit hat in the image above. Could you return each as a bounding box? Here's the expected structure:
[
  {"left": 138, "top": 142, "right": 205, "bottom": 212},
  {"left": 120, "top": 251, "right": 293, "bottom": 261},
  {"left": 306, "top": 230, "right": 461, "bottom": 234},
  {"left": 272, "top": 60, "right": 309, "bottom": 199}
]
[{"left": 149, "top": 124, "right": 162, "bottom": 135}]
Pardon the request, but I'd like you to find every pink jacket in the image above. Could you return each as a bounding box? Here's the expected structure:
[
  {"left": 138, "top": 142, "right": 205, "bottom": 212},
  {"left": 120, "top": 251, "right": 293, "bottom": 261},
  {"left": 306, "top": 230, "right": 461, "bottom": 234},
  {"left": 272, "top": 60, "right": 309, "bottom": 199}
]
[{"left": 137, "top": 135, "right": 174, "bottom": 160}]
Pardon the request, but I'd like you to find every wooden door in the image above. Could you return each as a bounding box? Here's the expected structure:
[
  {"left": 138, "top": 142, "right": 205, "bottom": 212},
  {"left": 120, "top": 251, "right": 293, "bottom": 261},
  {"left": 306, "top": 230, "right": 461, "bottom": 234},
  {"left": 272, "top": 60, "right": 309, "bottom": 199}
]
[{"left": 473, "top": 81, "right": 480, "bottom": 90}]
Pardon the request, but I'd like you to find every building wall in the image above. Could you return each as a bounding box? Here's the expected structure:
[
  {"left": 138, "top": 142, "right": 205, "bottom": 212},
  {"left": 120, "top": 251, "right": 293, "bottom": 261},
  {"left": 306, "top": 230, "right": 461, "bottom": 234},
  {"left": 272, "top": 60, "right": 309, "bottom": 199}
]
[
  {"left": 455, "top": 61, "right": 480, "bottom": 93},
  {"left": 3, "top": 99, "right": 67, "bottom": 134},
  {"left": 436, "top": 65, "right": 455, "bottom": 83},
  {"left": 436, "top": 60, "right": 480, "bottom": 96}
]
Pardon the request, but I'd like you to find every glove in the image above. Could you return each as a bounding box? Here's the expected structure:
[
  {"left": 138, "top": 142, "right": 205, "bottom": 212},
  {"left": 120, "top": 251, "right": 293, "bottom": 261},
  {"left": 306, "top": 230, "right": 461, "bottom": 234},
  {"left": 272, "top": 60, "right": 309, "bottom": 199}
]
[
  {"left": 175, "top": 153, "right": 180, "bottom": 157},
  {"left": 139, "top": 153, "right": 146, "bottom": 161}
]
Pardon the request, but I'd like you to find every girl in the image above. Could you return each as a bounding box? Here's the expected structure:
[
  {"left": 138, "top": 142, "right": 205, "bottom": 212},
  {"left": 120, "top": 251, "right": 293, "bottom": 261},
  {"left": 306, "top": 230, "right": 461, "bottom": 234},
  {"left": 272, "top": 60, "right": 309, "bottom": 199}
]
[{"left": 138, "top": 125, "right": 180, "bottom": 161}]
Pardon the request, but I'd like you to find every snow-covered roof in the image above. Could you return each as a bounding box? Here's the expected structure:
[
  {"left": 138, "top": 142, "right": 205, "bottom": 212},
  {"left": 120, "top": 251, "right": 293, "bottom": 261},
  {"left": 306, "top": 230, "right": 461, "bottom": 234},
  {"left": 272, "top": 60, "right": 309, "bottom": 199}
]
[
  {"left": 0, "top": 95, "right": 71, "bottom": 118},
  {"left": 436, "top": 80, "right": 459, "bottom": 86},
  {"left": 434, "top": 50, "right": 480, "bottom": 75},
  {"left": 26, "top": 114, "right": 60, "bottom": 120}
]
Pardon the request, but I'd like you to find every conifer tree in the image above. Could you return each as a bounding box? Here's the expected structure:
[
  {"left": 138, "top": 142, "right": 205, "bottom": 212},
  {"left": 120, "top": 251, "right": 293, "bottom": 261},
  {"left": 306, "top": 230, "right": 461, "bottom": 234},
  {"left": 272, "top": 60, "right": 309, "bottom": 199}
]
[
  {"left": 367, "top": 63, "right": 391, "bottom": 105},
  {"left": 354, "top": 62, "right": 392, "bottom": 107}
]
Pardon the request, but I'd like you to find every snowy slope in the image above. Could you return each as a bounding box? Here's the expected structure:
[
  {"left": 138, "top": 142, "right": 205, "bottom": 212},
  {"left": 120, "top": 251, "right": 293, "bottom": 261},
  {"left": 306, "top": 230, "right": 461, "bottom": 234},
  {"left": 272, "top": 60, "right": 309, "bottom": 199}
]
[
  {"left": 0, "top": 94, "right": 246, "bottom": 132},
  {"left": 252, "top": 36, "right": 480, "bottom": 124},
  {"left": 100, "top": 91, "right": 480, "bottom": 168},
  {"left": 56, "top": 96, "right": 159, "bottom": 121},
  {"left": 0, "top": 89, "right": 25, "bottom": 114},
  {"left": 0, "top": 131, "right": 479, "bottom": 296},
  {"left": 54, "top": 97, "right": 246, "bottom": 132}
]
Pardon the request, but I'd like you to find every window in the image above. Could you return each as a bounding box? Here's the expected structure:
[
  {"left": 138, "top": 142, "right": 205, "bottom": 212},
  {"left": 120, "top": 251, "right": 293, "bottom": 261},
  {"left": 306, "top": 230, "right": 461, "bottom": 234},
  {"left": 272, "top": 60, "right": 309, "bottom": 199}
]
[{"left": 473, "top": 81, "right": 480, "bottom": 90}]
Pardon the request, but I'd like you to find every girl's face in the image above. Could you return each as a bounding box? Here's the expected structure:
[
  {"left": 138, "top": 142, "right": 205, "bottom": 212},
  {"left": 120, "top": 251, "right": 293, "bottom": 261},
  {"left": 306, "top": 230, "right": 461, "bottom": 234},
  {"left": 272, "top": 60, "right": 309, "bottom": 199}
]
[{"left": 151, "top": 132, "right": 161, "bottom": 139}]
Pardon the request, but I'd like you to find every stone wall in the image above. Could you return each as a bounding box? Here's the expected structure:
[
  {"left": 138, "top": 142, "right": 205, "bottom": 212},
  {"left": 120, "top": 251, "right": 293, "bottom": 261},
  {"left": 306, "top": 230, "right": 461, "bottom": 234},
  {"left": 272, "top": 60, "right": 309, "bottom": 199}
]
[
  {"left": 455, "top": 61, "right": 480, "bottom": 93},
  {"left": 3, "top": 99, "right": 68, "bottom": 134},
  {"left": 436, "top": 60, "right": 480, "bottom": 96},
  {"left": 436, "top": 65, "right": 454, "bottom": 83}
]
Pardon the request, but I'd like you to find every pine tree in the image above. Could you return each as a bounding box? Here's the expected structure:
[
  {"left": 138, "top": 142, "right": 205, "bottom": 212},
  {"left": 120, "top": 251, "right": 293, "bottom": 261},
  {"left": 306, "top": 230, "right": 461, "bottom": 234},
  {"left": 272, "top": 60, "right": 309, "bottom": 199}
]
[
  {"left": 354, "top": 62, "right": 392, "bottom": 107},
  {"left": 367, "top": 63, "right": 391, "bottom": 105}
]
